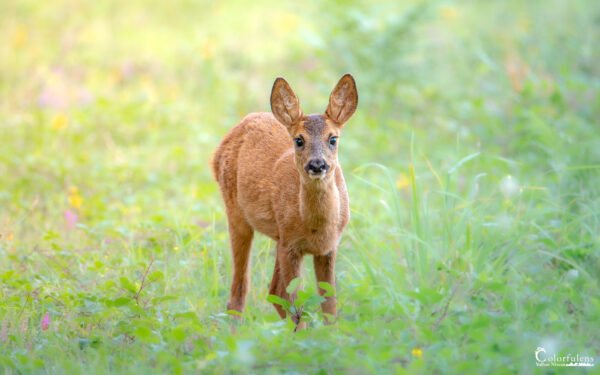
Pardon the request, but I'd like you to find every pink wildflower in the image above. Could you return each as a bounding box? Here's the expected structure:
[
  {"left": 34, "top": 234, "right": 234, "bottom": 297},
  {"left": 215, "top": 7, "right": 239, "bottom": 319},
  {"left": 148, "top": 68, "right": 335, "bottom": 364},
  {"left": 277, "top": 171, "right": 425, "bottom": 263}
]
[
  {"left": 41, "top": 312, "right": 50, "bottom": 331},
  {"left": 64, "top": 209, "right": 78, "bottom": 230}
]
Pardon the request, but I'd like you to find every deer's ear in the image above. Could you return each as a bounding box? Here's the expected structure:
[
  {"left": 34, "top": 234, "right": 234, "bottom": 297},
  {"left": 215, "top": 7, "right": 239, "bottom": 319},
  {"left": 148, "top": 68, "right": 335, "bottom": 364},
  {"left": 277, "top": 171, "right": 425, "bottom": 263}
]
[
  {"left": 270, "top": 77, "right": 302, "bottom": 130},
  {"left": 326, "top": 74, "right": 358, "bottom": 126}
]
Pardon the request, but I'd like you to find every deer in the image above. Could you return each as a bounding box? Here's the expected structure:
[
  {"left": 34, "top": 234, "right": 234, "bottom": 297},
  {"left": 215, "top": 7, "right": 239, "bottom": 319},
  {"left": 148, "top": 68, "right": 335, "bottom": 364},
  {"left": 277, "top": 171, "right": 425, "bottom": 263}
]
[{"left": 212, "top": 74, "right": 358, "bottom": 327}]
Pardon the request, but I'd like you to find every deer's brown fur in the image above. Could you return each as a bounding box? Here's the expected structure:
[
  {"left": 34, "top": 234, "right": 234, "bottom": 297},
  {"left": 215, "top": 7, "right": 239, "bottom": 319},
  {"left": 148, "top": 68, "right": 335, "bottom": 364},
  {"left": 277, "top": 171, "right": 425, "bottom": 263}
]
[{"left": 212, "top": 74, "right": 358, "bottom": 323}]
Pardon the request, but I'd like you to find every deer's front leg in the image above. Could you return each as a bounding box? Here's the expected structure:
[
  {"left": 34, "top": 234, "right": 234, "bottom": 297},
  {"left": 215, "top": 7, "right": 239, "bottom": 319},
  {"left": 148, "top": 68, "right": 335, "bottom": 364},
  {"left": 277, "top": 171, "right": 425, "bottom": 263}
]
[
  {"left": 276, "top": 243, "right": 303, "bottom": 324},
  {"left": 268, "top": 255, "right": 286, "bottom": 319},
  {"left": 314, "top": 251, "right": 337, "bottom": 322}
]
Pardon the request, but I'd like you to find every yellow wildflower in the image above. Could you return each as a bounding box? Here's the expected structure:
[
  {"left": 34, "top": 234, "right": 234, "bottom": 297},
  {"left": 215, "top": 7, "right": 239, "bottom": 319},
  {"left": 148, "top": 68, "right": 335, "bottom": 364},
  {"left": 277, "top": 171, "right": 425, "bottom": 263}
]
[
  {"left": 68, "top": 186, "right": 83, "bottom": 210},
  {"left": 51, "top": 114, "right": 68, "bottom": 131},
  {"left": 200, "top": 40, "right": 214, "bottom": 60},
  {"left": 411, "top": 347, "right": 423, "bottom": 359},
  {"left": 275, "top": 12, "right": 300, "bottom": 34},
  {"left": 396, "top": 173, "right": 410, "bottom": 190},
  {"left": 12, "top": 25, "right": 27, "bottom": 49},
  {"left": 440, "top": 6, "right": 458, "bottom": 21}
]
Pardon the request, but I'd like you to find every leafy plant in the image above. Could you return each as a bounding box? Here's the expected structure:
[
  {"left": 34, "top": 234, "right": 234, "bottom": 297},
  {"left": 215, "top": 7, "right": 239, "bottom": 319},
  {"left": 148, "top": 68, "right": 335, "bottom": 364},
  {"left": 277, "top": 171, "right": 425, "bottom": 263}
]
[{"left": 267, "top": 278, "right": 335, "bottom": 331}]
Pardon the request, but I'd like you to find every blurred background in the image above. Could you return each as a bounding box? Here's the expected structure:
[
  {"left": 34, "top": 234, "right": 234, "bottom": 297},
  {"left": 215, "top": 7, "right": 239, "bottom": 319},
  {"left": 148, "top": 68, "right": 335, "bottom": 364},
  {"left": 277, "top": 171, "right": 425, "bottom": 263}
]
[
  {"left": 2, "top": 0, "right": 597, "bottom": 237},
  {"left": 0, "top": 0, "right": 599, "bottom": 372}
]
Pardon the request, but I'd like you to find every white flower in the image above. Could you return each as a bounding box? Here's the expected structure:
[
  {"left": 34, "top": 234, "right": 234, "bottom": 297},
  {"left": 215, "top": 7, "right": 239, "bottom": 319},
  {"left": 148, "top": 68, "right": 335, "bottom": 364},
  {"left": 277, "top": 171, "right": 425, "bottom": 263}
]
[
  {"left": 500, "top": 175, "right": 520, "bottom": 198},
  {"left": 566, "top": 269, "right": 579, "bottom": 280}
]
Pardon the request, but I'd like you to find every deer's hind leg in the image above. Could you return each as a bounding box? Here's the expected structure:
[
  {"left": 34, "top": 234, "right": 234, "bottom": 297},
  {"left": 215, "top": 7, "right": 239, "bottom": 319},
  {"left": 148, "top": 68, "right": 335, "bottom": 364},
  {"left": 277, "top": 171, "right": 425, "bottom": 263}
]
[{"left": 225, "top": 207, "right": 254, "bottom": 314}]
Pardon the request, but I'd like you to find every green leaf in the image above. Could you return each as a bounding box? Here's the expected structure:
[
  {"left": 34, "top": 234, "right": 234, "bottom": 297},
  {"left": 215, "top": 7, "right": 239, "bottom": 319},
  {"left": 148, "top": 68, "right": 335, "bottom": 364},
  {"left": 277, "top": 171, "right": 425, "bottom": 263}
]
[
  {"left": 267, "top": 294, "right": 291, "bottom": 310},
  {"left": 111, "top": 297, "right": 131, "bottom": 307},
  {"left": 304, "top": 294, "right": 326, "bottom": 309},
  {"left": 0, "top": 271, "right": 15, "bottom": 281},
  {"left": 0, "top": 354, "right": 15, "bottom": 369},
  {"left": 152, "top": 295, "right": 177, "bottom": 304},
  {"left": 147, "top": 270, "right": 164, "bottom": 283},
  {"left": 134, "top": 326, "right": 160, "bottom": 344},
  {"left": 318, "top": 282, "right": 335, "bottom": 297},
  {"left": 169, "top": 326, "right": 186, "bottom": 343},
  {"left": 43, "top": 230, "right": 60, "bottom": 242},
  {"left": 119, "top": 277, "right": 137, "bottom": 293},
  {"left": 286, "top": 277, "right": 301, "bottom": 294},
  {"left": 78, "top": 337, "right": 101, "bottom": 350},
  {"left": 295, "top": 289, "right": 311, "bottom": 307}
]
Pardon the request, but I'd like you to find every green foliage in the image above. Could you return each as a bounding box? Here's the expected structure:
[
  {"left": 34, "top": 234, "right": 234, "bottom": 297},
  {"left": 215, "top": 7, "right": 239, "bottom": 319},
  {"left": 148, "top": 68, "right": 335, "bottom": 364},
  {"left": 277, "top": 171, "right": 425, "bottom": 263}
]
[
  {"left": 1, "top": 0, "right": 599, "bottom": 373},
  {"left": 268, "top": 278, "right": 329, "bottom": 329}
]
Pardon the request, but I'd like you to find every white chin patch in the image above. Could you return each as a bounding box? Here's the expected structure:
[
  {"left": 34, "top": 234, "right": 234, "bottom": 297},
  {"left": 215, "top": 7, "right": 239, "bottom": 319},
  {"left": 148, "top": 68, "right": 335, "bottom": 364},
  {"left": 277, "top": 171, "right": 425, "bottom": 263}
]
[{"left": 308, "top": 171, "right": 326, "bottom": 180}]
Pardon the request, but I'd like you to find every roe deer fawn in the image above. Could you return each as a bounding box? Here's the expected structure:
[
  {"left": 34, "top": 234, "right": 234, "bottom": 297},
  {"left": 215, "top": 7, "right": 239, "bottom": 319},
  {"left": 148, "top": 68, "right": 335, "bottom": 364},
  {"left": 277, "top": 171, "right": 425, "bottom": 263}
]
[{"left": 212, "top": 74, "right": 358, "bottom": 325}]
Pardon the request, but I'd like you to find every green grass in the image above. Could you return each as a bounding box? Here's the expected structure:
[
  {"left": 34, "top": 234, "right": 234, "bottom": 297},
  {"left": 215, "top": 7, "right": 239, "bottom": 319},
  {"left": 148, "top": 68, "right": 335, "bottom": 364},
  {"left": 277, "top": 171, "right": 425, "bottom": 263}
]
[{"left": 1, "top": 0, "right": 599, "bottom": 373}]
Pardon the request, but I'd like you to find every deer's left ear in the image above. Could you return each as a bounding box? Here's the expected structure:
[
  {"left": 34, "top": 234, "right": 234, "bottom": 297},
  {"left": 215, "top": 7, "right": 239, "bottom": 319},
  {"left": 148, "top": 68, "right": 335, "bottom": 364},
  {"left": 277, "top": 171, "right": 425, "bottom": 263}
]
[{"left": 326, "top": 74, "right": 358, "bottom": 126}]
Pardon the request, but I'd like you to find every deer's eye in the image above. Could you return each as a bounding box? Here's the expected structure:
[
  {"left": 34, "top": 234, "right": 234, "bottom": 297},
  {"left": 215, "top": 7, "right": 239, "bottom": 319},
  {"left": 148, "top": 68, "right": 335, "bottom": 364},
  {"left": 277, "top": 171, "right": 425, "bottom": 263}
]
[
  {"left": 329, "top": 136, "right": 338, "bottom": 146},
  {"left": 294, "top": 137, "right": 304, "bottom": 148}
]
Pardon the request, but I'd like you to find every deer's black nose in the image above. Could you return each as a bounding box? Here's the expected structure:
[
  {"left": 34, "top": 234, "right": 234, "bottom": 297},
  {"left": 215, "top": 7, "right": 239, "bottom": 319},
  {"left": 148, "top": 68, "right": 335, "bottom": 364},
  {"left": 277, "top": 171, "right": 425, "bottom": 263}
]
[{"left": 306, "top": 159, "right": 329, "bottom": 174}]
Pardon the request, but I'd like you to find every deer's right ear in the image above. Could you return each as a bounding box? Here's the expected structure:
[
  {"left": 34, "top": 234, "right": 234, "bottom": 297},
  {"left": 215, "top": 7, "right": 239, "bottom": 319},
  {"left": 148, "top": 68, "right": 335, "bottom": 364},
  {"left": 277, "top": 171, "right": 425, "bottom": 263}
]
[
  {"left": 326, "top": 74, "right": 358, "bottom": 126},
  {"left": 270, "top": 77, "right": 302, "bottom": 130}
]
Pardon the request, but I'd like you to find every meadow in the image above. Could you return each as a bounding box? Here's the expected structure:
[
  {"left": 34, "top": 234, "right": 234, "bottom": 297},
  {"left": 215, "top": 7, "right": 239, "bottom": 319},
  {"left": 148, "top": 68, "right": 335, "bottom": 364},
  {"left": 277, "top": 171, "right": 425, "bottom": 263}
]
[{"left": 1, "top": 0, "right": 599, "bottom": 373}]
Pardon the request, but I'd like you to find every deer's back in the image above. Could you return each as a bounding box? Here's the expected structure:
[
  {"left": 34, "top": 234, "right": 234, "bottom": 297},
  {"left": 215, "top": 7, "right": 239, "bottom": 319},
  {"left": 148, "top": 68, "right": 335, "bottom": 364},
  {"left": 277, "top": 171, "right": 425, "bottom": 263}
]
[{"left": 213, "top": 113, "right": 292, "bottom": 238}]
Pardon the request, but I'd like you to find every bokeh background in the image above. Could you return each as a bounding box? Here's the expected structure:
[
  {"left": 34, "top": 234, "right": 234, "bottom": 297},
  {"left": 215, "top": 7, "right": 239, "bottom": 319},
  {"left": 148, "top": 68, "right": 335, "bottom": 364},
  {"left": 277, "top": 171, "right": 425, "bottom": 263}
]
[{"left": 1, "top": 0, "right": 599, "bottom": 373}]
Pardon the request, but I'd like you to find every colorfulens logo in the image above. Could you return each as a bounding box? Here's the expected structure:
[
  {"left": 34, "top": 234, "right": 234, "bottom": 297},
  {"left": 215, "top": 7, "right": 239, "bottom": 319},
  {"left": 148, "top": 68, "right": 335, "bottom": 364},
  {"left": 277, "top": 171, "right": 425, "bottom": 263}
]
[{"left": 535, "top": 347, "right": 595, "bottom": 367}]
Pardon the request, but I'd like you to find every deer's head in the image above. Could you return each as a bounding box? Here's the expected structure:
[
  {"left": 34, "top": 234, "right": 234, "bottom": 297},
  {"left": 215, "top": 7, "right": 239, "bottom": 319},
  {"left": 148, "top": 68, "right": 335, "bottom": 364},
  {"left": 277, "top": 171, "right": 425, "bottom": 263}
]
[{"left": 270, "top": 74, "right": 358, "bottom": 183}]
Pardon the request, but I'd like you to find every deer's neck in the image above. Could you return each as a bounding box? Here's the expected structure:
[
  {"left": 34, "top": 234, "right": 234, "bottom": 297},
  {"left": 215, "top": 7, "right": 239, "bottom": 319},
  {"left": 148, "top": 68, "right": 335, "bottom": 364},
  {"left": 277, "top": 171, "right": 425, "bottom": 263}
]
[{"left": 299, "top": 173, "right": 340, "bottom": 230}]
